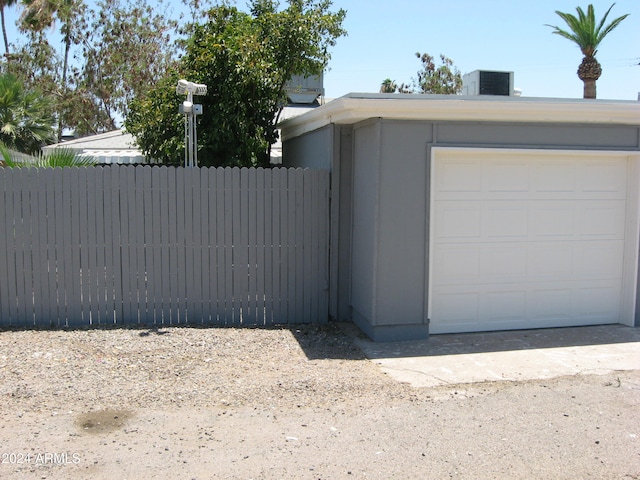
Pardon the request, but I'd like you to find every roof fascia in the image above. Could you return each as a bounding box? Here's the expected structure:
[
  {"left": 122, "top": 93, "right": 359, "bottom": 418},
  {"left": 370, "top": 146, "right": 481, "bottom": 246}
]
[{"left": 279, "top": 95, "right": 640, "bottom": 141}]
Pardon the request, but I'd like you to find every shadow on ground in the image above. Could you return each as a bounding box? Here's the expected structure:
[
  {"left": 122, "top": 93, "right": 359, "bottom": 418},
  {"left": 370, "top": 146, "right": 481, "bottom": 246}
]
[{"left": 289, "top": 323, "right": 368, "bottom": 361}]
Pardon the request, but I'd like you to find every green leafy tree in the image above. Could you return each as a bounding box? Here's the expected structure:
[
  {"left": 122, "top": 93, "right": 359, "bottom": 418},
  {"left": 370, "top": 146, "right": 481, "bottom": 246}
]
[
  {"left": 80, "top": 0, "right": 179, "bottom": 128},
  {"left": 546, "top": 3, "right": 629, "bottom": 99},
  {"left": 0, "top": 73, "right": 55, "bottom": 153},
  {"left": 126, "top": 0, "right": 346, "bottom": 167},
  {"left": 381, "top": 52, "right": 462, "bottom": 95},
  {"left": 413, "top": 53, "right": 463, "bottom": 94}
]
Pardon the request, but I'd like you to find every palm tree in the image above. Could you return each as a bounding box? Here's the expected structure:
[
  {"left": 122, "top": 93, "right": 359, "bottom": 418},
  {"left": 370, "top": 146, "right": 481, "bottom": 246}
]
[
  {"left": 21, "top": 0, "right": 86, "bottom": 140},
  {"left": 380, "top": 78, "right": 397, "bottom": 93},
  {"left": 0, "top": 0, "right": 17, "bottom": 55},
  {"left": 0, "top": 73, "right": 55, "bottom": 153},
  {"left": 547, "top": 3, "right": 629, "bottom": 99}
]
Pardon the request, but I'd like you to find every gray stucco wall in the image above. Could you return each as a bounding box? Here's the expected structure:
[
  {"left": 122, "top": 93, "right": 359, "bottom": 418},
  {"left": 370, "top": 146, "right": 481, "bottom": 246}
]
[
  {"left": 434, "top": 123, "right": 639, "bottom": 150},
  {"left": 375, "top": 123, "right": 431, "bottom": 324},
  {"left": 350, "top": 121, "right": 379, "bottom": 328},
  {"left": 281, "top": 125, "right": 333, "bottom": 170}
]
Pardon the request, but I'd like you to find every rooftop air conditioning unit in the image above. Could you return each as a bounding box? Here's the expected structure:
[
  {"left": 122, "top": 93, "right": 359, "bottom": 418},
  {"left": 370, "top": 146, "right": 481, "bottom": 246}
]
[
  {"left": 285, "top": 74, "right": 324, "bottom": 104},
  {"left": 462, "top": 70, "right": 514, "bottom": 96}
]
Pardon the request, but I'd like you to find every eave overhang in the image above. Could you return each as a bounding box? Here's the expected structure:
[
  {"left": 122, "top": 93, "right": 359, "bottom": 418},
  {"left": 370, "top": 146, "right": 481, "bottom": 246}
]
[{"left": 279, "top": 93, "right": 640, "bottom": 141}]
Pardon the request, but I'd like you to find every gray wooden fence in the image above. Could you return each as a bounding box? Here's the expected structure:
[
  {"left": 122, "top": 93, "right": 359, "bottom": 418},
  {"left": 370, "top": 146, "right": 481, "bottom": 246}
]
[{"left": 0, "top": 165, "right": 330, "bottom": 327}]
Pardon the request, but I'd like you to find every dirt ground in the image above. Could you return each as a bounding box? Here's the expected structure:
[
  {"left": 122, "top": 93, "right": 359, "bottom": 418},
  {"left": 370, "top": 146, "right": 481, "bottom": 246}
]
[{"left": 0, "top": 324, "right": 638, "bottom": 479}]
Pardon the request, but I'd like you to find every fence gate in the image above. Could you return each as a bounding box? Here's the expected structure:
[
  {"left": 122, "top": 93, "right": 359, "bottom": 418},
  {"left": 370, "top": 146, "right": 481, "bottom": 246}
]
[{"left": 0, "top": 166, "right": 330, "bottom": 328}]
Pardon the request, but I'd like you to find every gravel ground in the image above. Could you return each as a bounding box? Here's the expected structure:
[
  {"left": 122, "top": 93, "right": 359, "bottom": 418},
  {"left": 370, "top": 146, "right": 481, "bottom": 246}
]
[{"left": 0, "top": 323, "right": 638, "bottom": 479}]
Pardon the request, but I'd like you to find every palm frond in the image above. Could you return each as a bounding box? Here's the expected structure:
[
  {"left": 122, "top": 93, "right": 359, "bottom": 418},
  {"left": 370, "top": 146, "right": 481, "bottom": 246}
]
[
  {"left": 0, "top": 142, "right": 96, "bottom": 168},
  {"left": 546, "top": 3, "right": 629, "bottom": 56},
  {"left": 35, "top": 148, "right": 96, "bottom": 167}
]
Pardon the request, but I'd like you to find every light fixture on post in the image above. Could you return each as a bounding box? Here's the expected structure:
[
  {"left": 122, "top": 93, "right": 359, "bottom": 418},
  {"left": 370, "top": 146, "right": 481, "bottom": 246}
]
[{"left": 176, "top": 79, "right": 207, "bottom": 167}]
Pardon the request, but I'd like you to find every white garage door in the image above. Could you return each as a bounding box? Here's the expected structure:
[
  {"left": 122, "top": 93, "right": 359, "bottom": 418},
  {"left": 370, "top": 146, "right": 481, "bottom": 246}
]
[{"left": 429, "top": 148, "right": 638, "bottom": 334}]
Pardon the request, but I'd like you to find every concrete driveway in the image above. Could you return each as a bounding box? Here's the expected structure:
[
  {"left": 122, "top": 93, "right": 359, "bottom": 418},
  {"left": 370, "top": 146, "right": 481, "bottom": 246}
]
[{"left": 351, "top": 324, "right": 640, "bottom": 387}]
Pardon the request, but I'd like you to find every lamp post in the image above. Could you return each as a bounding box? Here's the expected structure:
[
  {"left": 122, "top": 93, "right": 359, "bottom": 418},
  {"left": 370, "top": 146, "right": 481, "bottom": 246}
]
[{"left": 176, "top": 79, "right": 207, "bottom": 167}]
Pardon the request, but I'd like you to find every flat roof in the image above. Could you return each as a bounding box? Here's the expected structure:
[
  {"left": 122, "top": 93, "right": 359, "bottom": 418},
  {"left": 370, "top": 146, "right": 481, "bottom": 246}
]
[
  {"left": 279, "top": 93, "right": 640, "bottom": 141},
  {"left": 42, "top": 129, "right": 139, "bottom": 152}
]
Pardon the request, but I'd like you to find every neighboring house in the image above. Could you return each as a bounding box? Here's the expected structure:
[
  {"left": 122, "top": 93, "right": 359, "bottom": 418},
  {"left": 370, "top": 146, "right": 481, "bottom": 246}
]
[
  {"left": 42, "top": 129, "right": 147, "bottom": 165},
  {"left": 280, "top": 92, "right": 640, "bottom": 341}
]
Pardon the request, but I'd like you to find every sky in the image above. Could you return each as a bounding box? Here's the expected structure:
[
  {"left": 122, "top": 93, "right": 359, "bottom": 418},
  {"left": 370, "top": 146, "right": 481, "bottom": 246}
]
[
  {"left": 3, "top": 0, "right": 639, "bottom": 101},
  {"left": 322, "top": 0, "right": 640, "bottom": 100}
]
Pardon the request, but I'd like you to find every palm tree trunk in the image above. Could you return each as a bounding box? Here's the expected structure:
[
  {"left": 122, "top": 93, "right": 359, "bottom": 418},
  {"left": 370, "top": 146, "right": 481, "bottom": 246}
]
[
  {"left": 583, "top": 79, "right": 597, "bottom": 99},
  {"left": 1, "top": 8, "right": 9, "bottom": 55}
]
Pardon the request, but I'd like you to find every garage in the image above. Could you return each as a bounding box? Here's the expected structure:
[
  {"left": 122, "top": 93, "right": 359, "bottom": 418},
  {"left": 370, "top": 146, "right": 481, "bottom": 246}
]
[
  {"left": 281, "top": 93, "right": 640, "bottom": 341},
  {"left": 429, "top": 148, "right": 640, "bottom": 334}
]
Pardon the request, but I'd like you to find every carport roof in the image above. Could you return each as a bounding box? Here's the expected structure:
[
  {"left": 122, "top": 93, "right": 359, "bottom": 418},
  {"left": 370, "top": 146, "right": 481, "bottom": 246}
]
[{"left": 279, "top": 93, "right": 640, "bottom": 141}]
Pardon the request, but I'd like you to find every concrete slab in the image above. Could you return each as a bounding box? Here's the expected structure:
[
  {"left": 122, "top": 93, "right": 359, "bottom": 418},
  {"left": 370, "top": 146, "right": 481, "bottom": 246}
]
[{"left": 350, "top": 325, "right": 640, "bottom": 388}]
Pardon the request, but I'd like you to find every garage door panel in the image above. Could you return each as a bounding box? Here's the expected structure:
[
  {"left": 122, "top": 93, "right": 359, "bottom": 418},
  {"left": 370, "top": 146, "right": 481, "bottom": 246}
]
[
  {"left": 435, "top": 204, "right": 481, "bottom": 239},
  {"left": 434, "top": 241, "right": 624, "bottom": 284},
  {"left": 437, "top": 160, "right": 481, "bottom": 192},
  {"left": 575, "top": 285, "right": 621, "bottom": 319},
  {"left": 484, "top": 205, "right": 529, "bottom": 238},
  {"left": 436, "top": 200, "right": 626, "bottom": 242},
  {"left": 433, "top": 246, "right": 480, "bottom": 283},
  {"left": 530, "top": 205, "right": 574, "bottom": 237},
  {"left": 577, "top": 201, "right": 627, "bottom": 237},
  {"left": 486, "top": 161, "right": 530, "bottom": 192},
  {"left": 580, "top": 160, "right": 627, "bottom": 193},
  {"left": 575, "top": 241, "right": 625, "bottom": 278},
  {"left": 527, "top": 245, "right": 574, "bottom": 279},
  {"left": 431, "top": 280, "right": 620, "bottom": 332},
  {"left": 481, "top": 246, "right": 528, "bottom": 280},
  {"left": 429, "top": 149, "right": 632, "bottom": 334},
  {"left": 487, "top": 290, "right": 527, "bottom": 322},
  {"left": 533, "top": 162, "right": 576, "bottom": 192},
  {"left": 434, "top": 291, "right": 480, "bottom": 326},
  {"left": 531, "top": 289, "right": 573, "bottom": 320}
]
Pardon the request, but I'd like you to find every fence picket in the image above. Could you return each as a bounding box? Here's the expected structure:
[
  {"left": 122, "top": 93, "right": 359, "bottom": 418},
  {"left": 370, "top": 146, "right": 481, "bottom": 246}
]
[
  {"left": 111, "top": 166, "right": 126, "bottom": 324},
  {"left": 256, "top": 168, "right": 266, "bottom": 325},
  {"left": 200, "top": 168, "right": 212, "bottom": 323},
  {"left": 246, "top": 168, "right": 257, "bottom": 324},
  {"left": 191, "top": 167, "right": 204, "bottom": 324},
  {"left": 0, "top": 169, "right": 10, "bottom": 326},
  {"left": 293, "top": 169, "right": 305, "bottom": 324},
  {"left": 175, "top": 167, "right": 187, "bottom": 324},
  {"left": 102, "top": 167, "right": 116, "bottom": 325},
  {"left": 166, "top": 167, "right": 179, "bottom": 324},
  {"left": 303, "top": 169, "right": 314, "bottom": 323},
  {"left": 121, "top": 166, "right": 133, "bottom": 324},
  {"left": 31, "top": 170, "right": 45, "bottom": 325},
  {"left": 151, "top": 167, "right": 166, "bottom": 324},
  {"left": 52, "top": 168, "right": 66, "bottom": 326},
  {"left": 87, "top": 168, "right": 101, "bottom": 325},
  {"left": 206, "top": 167, "right": 218, "bottom": 324},
  {"left": 217, "top": 167, "right": 230, "bottom": 324},
  {"left": 273, "top": 168, "right": 289, "bottom": 324},
  {"left": 3, "top": 169, "right": 18, "bottom": 324}
]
